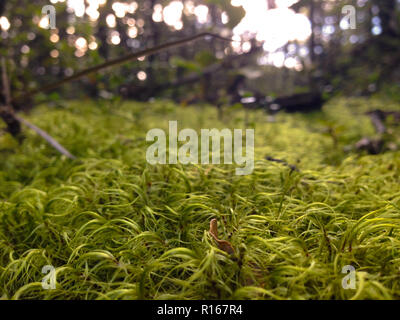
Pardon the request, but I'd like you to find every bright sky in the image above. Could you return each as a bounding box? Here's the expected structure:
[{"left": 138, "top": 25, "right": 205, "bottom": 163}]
[
  {"left": 48, "top": 0, "right": 311, "bottom": 53},
  {"left": 231, "top": 0, "right": 311, "bottom": 52}
]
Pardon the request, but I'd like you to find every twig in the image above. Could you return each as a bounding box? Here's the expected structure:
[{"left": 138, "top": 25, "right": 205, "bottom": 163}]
[
  {"left": 366, "top": 110, "right": 386, "bottom": 134},
  {"left": 3, "top": 33, "right": 236, "bottom": 160},
  {"left": 265, "top": 156, "right": 299, "bottom": 172},
  {"left": 1, "top": 57, "right": 76, "bottom": 159},
  {"left": 14, "top": 114, "right": 76, "bottom": 159},
  {"left": 366, "top": 109, "right": 400, "bottom": 134},
  {"left": 209, "top": 219, "right": 235, "bottom": 255}
]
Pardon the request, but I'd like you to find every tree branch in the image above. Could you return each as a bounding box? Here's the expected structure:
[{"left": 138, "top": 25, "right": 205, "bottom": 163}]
[
  {"left": 14, "top": 114, "right": 77, "bottom": 159},
  {"left": 12, "top": 32, "right": 235, "bottom": 103}
]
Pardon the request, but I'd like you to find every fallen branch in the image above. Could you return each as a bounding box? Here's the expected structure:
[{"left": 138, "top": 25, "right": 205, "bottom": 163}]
[
  {"left": 352, "top": 110, "right": 400, "bottom": 155},
  {"left": 1, "top": 58, "right": 11, "bottom": 106},
  {"left": 14, "top": 115, "right": 76, "bottom": 159},
  {"left": 143, "top": 43, "right": 262, "bottom": 96},
  {"left": 1, "top": 58, "right": 76, "bottom": 159}
]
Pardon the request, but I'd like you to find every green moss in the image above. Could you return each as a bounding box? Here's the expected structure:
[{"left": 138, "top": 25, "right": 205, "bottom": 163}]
[{"left": 0, "top": 98, "right": 400, "bottom": 300}]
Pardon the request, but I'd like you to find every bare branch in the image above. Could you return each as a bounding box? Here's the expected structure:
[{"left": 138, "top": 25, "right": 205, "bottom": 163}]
[
  {"left": 13, "top": 32, "right": 234, "bottom": 103},
  {"left": 14, "top": 115, "right": 77, "bottom": 160}
]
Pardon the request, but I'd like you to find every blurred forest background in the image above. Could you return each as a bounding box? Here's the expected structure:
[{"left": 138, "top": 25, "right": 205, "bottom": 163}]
[{"left": 1, "top": 0, "right": 399, "bottom": 111}]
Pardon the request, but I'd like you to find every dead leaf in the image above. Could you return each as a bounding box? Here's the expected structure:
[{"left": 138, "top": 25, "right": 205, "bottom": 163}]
[{"left": 209, "top": 219, "right": 234, "bottom": 255}]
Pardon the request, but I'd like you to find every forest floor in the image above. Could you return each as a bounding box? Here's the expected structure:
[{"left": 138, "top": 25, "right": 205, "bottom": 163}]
[{"left": 1, "top": 97, "right": 400, "bottom": 300}]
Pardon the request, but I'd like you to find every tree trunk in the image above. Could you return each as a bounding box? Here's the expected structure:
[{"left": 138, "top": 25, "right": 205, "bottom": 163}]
[{"left": 373, "top": 0, "right": 398, "bottom": 37}]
